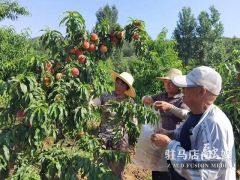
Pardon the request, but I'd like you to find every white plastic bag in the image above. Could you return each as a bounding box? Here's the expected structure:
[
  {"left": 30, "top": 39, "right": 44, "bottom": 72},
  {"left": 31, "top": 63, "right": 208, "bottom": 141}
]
[{"left": 132, "top": 124, "right": 168, "bottom": 171}]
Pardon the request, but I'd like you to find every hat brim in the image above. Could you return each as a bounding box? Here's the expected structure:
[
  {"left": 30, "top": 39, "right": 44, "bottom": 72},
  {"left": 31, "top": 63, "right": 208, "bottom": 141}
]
[
  {"left": 111, "top": 71, "right": 136, "bottom": 97},
  {"left": 172, "top": 75, "right": 197, "bottom": 87},
  {"left": 156, "top": 77, "right": 171, "bottom": 80}
]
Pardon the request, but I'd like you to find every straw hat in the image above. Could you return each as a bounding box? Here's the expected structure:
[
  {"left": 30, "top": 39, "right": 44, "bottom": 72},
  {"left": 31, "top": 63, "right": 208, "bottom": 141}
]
[
  {"left": 156, "top": 68, "right": 182, "bottom": 80},
  {"left": 111, "top": 71, "right": 136, "bottom": 97}
]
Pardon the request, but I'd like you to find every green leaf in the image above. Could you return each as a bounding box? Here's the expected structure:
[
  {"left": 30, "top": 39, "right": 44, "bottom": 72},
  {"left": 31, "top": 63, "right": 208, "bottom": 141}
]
[
  {"left": 20, "top": 83, "right": 27, "bottom": 94},
  {"left": 3, "top": 145, "right": 10, "bottom": 161}
]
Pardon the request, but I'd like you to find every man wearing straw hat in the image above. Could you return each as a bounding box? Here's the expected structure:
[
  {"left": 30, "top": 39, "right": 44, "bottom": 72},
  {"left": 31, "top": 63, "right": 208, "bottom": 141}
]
[
  {"left": 142, "top": 68, "right": 189, "bottom": 180},
  {"left": 90, "top": 71, "right": 136, "bottom": 178}
]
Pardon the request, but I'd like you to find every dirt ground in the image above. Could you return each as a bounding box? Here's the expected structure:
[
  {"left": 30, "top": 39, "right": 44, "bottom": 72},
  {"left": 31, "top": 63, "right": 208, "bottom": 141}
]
[
  {"left": 123, "top": 163, "right": 151, "bottom": 180},
  {"left": 123, "top": 164, "right": 240, "bottom": 180}
]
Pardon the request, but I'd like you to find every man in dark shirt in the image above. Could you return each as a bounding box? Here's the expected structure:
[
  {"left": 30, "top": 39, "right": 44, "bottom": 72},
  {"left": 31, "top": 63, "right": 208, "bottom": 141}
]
[
  {"left": 142, "top": 68, "right": 189, "bottom": 180},
  {"left": 179, "top": 113, "right": 202, "bottom": 151},
  {"left": 151, "top": 93, "right": 188, "bottom": 130}
]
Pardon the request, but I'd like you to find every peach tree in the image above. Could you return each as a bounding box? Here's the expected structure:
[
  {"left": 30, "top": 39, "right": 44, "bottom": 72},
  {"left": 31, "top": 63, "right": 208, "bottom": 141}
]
[
  {"left": 215, "top": 55, "right": 240, "bottom": 171},
  {"left": 0, "top": 11, "right": 160, "bottom": 179}
]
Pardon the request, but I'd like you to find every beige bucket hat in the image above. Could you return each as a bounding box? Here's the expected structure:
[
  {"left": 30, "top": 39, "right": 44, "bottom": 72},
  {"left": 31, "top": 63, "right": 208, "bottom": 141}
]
[
  {"left": 157, "top": 68, "right": 182, "bottom": 80},
  {"left": 111, "top": 71, "right": 136, "bottom": 97}
]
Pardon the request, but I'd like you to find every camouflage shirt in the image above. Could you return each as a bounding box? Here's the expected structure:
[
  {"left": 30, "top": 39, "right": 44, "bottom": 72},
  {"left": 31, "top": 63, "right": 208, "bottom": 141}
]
[{"left": 98, "top": 91, "right": 134, "bottom": 150}]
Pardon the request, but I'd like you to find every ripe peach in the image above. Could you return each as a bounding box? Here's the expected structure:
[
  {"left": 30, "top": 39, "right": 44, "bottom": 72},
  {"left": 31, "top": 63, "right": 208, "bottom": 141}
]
[
  {"left": 82, "top": 41, "right": 90, "bottom": 50},
  {"left": 100, "top": 45, "right": 108, "bottom": 53},
  {"left": 71, "top": 68, "right": 80, "bottom": 77},
  {"left": 90, "top": 33, "right": 98, "bottom": 41},
  {"left": 78, "top": 55, "right": 86, "bottom": 64}
]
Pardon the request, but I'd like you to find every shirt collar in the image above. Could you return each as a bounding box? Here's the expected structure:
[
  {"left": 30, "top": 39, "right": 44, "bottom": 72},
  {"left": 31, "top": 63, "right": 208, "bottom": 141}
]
[{"left": 164, "top": 92, "right": 183, "bottom": 99}]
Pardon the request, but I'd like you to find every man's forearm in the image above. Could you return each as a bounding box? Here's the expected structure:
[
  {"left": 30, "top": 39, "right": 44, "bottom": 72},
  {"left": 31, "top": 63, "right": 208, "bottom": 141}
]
[{"left": 169, "top": 106, "right": 189, "bottom": 120}]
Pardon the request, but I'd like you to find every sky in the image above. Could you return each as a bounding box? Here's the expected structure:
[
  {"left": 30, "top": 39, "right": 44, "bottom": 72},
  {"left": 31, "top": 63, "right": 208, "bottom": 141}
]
[{"left": 1, "top": 0, "right": 240, "bottom": 39}]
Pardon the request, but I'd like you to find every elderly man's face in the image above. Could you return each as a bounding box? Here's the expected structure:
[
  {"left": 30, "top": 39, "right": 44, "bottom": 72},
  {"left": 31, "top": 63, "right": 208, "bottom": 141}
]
[
  {"left": 163, "top": 79, "right": 179, "bottom": 95},
  {"left": 182, "top": 87, "right": 203, "bottom": 107}
]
